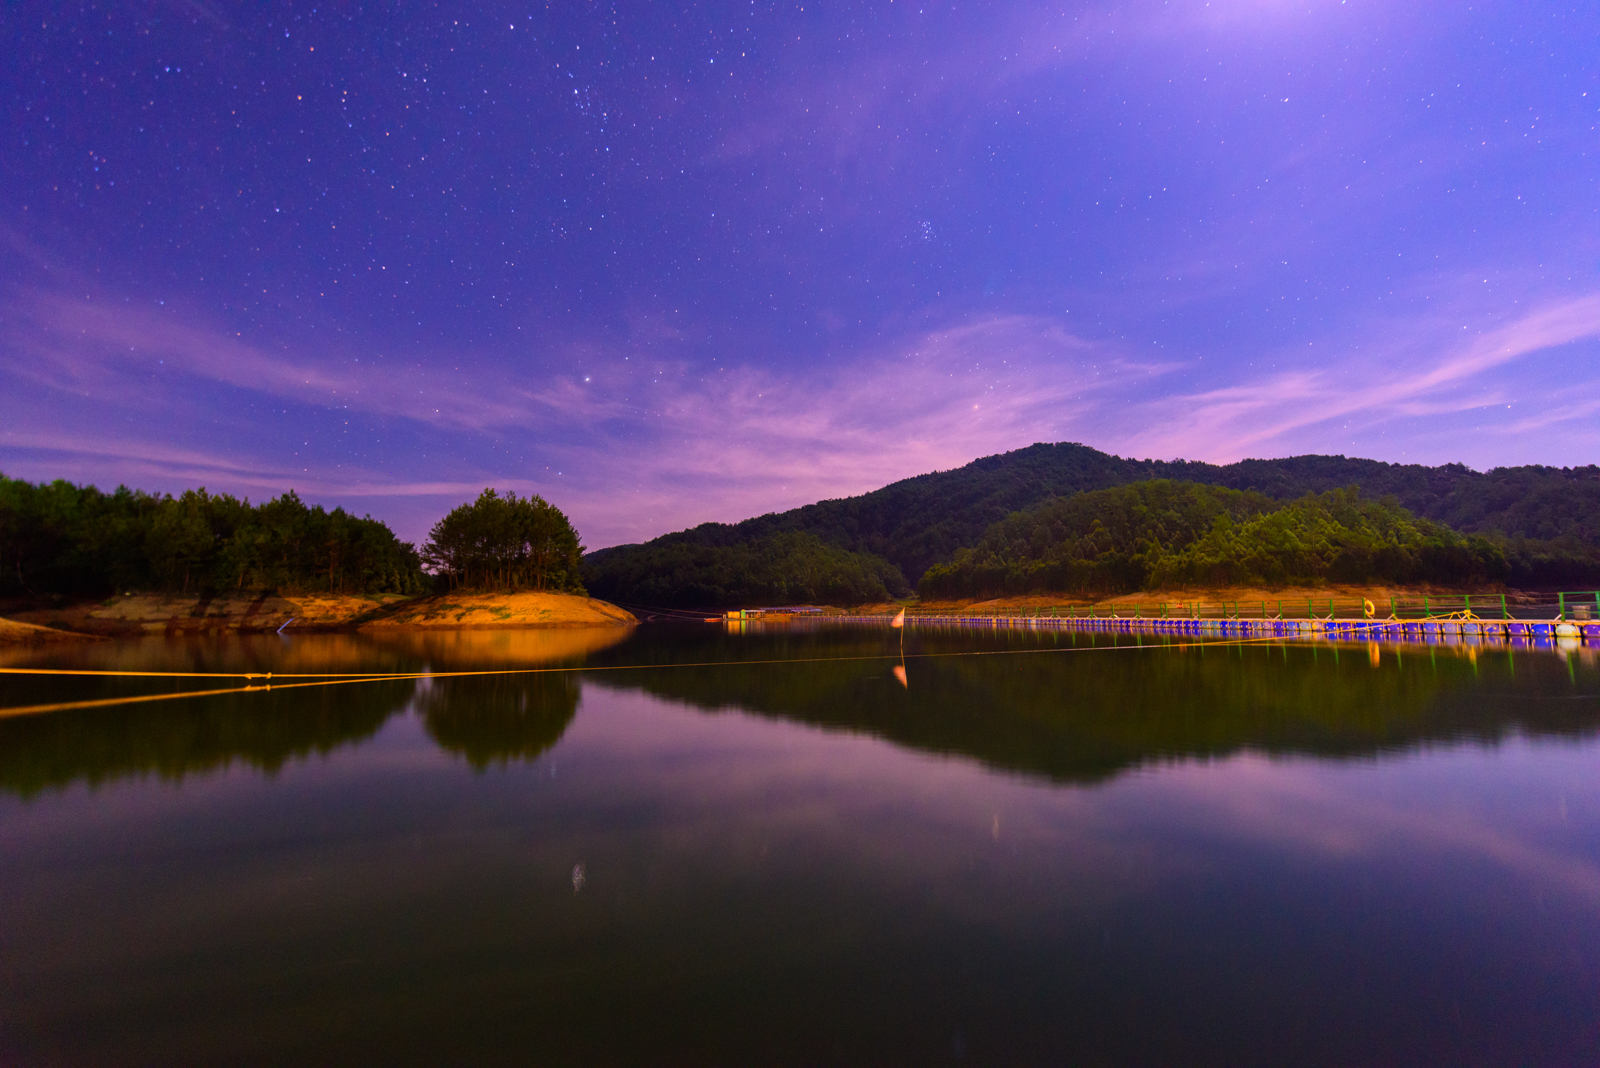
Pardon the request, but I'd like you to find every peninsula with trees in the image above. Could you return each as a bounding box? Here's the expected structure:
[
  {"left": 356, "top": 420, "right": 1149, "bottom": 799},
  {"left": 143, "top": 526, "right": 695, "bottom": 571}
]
[{"left": 0, "top": 480, "right": 629, "bottom": 635}]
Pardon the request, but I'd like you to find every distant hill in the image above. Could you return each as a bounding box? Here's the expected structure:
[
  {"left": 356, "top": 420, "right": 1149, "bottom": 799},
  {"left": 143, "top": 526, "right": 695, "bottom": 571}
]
[
  {"left": 918, "top": 482, "right": 1508, "bottom": 600},
  {"left": 583, "top": 443, "right": 1600, "bottom": 603}
]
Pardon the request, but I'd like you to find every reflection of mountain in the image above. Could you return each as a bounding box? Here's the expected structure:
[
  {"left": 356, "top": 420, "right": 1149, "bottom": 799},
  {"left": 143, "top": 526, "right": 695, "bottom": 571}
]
[
  {"left": 590, "top": 626, "right": 1600, "bottom": 785},
  {"left": 6, "top": 626, "right": 1595, "bottom": 796},
  {"left": 419, "top": 673, "right": 579, "bottom": 769},
  {"left": 0, "top": 680, "right": 417, "bottom": 798}
]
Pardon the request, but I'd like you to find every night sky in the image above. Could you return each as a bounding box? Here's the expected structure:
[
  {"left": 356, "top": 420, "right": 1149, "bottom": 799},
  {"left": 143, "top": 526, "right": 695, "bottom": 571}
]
[{"left": 3, "top": 2, "right": 1597, "bottom": 548}]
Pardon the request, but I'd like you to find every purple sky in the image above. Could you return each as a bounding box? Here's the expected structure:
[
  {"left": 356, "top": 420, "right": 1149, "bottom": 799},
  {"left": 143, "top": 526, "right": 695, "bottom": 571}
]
[{"left": 3, "top": 1, "right": 1597, "bottom": 549}]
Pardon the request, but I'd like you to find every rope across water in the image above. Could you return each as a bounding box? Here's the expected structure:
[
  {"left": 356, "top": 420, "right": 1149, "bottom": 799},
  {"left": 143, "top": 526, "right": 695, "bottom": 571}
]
[{"left": 0, "top": 634, "right": 1296, "bottom": 719}]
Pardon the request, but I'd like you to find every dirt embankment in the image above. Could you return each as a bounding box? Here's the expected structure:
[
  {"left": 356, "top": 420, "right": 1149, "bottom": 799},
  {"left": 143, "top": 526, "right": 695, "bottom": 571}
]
[
  {"left": 362, "top": 590, "right": 636, "bottom": 629},
  {"left": 0, "top": 616, "right": 101, "bottom": 645},
  {"left": 4, "top": 589, "right": 635, "bottom": 636}
]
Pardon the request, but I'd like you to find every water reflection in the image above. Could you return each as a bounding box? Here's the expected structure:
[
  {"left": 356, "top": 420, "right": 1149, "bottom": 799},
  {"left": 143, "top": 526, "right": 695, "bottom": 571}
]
[
  {"left": 0, "top": 679, "right": 416, "bottom": 798},
  {"left": 1, "top": 626, "right": 1597, "bottom": 797},
  {"left": 382, "top": 629, "right": 620, "bottom": 769},
  {"left": 361, "top": 625, "right": 630, "bottom": 667},
  {"left": 3, "top": 627, "right": 1600, "bottom": 1064},
  {"left": 589, "top": 626, "right": 1600, "bottom": 784},
  {"left": 419, "top": 672, "right": 579, "bottom": 768},
  {"left": 0, "top": 629, "right": 627, "bottom": 795}
]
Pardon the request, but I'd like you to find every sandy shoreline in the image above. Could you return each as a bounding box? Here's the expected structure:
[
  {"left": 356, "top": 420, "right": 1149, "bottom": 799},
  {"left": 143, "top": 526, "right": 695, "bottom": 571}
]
[
  {"left": 3, "top": 589, "right": 635, "bottom": 637},
  {"left": 362, "top": 590, "right": 637, "bottom": 629}
]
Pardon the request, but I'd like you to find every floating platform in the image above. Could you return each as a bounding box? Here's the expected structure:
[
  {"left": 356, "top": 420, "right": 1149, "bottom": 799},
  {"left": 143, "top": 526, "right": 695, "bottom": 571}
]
[{"left": 815, "top": 612, "right": 1599, "bottom": 650}]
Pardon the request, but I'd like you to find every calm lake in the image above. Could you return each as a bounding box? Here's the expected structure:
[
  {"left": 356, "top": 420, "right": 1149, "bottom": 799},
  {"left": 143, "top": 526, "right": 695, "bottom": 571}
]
[{"left": 2, "top": 624, "right": 1598, "bottom": 1066}]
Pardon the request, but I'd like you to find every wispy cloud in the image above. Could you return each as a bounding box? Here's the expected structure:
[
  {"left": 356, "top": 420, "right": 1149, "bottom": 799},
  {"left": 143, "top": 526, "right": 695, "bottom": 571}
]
[
  {"left": 1117, "top": 293, "right": 1600, "bottom": 464},
  {"left": 7, "top": 272, "right": 1597, "bottom": 548},
  {"left": 492, "top": 314, "right": 1148, "bottom": 545},
  {"left": 0, "top": 283, "right": 1142, "bottom": 544},
  {"left": 5, "top": 289, "right": 550, "bottom": 433}
]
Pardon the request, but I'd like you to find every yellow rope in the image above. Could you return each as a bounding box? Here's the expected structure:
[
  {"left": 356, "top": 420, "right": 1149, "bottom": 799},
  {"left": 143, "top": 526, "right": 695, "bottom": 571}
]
[
  {"left": 0, "top": 674, "right": 420, "bottom": 719},
  {"left": 0, "top": 634, "right": 1296, "bottom": 719}
]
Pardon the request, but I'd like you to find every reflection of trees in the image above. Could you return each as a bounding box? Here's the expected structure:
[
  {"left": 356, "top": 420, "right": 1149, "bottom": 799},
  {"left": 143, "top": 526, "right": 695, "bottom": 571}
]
[
  {"left": 0, "top": 679, "right": 416, "bottom": 798},
  {"left": 590, "top": 627, "right": 1600, "bottom": 785},
  {"left": 419, "top": 673, "right": 579, "bottom": 769}
]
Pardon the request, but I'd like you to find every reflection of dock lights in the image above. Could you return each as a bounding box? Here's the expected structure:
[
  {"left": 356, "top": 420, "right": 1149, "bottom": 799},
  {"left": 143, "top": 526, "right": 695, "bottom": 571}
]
[{"left": 891, "top": 609, "right": 906, "bottom": 686}]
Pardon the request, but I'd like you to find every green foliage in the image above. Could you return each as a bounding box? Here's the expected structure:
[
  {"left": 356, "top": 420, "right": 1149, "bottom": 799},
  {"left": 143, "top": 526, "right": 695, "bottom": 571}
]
[
  {"left": 582, "top": 530, "right": 908, "bottom": 608},
  {"left": 587, "top": 442, "right": 1600, "bottom": 589},
  {"left": 0, "top": 473, "right": 426, "bottom": 598},
  {"left": 420, "top": 488, "right": 585, "bottom": 593},
  {"left": 918, "top": 481, "right": 1509, "bottom": 598}
]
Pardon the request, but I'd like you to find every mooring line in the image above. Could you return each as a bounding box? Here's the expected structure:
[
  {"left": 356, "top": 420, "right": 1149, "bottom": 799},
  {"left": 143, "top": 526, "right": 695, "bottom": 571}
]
[{"left": 0, "top": 673, "right": 425, "bottom": 719}]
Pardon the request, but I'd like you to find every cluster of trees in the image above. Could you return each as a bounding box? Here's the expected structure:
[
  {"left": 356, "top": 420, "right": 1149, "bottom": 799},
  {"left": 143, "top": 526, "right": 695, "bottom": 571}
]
[
  {"left": 421, "top": 489, "right": 585, "bottom": 593},
  {"left": 0, "top": 475, "right": 426, "bottom": 598},
  {"left": 0, "top": 475, "right": 594, "bottom": 602},
  {"left": 918, "top": 482, "right": 1510, "bottom": 600},
  {"left": 581, "top": 530, "right": 908, "bottom": 608},
  {"left": 588, "top": 442, "right": 1600, "bottom": 589}
]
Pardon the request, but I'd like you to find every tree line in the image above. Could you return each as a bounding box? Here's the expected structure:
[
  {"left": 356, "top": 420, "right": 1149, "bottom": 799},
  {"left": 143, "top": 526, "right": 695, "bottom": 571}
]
[
  {"left": 581, "top": 530, "right": 908, "bottom": 609},
  {"left": 0, "top": 475, "right": 426, "bottom": 598},
  {"left": 917, "top": 481, "right": 1514, "bottom": 600},
  {"left": 0, "top": 475, "right": 587, "bottom": 601}
]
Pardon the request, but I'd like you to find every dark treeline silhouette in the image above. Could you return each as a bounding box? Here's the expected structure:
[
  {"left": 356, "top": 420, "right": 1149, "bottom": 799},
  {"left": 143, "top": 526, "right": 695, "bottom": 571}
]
[
  {"left": 585, "top": 442, "right": 1600, "bottom": 595},
  {"left": 918, "top": 482, "right": 1509, "bottom": 600},
  {"left": 582, "top": 530, "right": 909, "bottom": 609},
  {"left": 420, "top": 488, "right": 584, "bottom": 593},
  {"left": 0, "top": 474, "right": 426, "bottom": 598}
]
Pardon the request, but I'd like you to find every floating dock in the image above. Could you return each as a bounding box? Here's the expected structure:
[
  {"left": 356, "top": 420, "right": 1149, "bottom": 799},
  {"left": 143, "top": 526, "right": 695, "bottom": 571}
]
[{"left": 813, "top": 611, "right": 1599, "bottom": 649}]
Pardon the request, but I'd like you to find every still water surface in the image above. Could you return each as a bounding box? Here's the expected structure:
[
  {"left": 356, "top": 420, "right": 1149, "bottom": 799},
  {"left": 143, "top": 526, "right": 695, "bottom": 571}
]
[{"left": 1, "top": 625, "right": 1598, "bottom": 1065}]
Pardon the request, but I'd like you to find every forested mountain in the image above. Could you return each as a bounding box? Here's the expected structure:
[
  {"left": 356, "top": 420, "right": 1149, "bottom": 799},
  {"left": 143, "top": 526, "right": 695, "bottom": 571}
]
[
  {"left": 585, "top": 443, "right": 1600, "bottom": 603},
  {"left": 918, "top": 482, "right": 1507, "bottom": 599}
]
